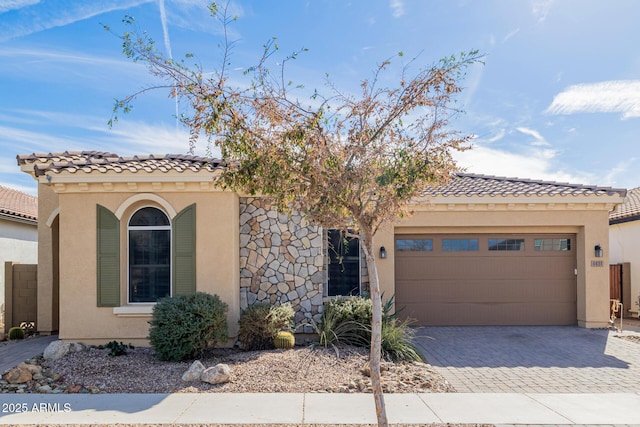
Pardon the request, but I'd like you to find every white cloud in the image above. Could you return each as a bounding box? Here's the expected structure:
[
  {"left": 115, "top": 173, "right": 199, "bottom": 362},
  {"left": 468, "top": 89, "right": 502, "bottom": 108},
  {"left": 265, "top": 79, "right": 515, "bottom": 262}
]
[
  {"left": 0, "top": 0, "right": 39, "bottom": 14},
  {"left": 454, "top": 143, "right": 592, "bottom": 184},
  {"left": 483, "top": 129, "right": 506, "bottom": 143},
  {"left": 100, "top": 121, "right": 200, "bottom": 155},
  {"left": 516, "top": 126, "right": 550, "bottom": 146},
  {"left": 389, "top": 0, "right": 405, "bottom": 18},
  {"left": 0, "top": 109, "right": 213, "bottom": 162},
  {"left": 0, "top": 125, "right": 87, "bottom": 151},
  {"left": 501, "top": 28, "right": 520, "bottom": 43},
  {"left": 165, "top": 0, "right": 243, "bottom": 36},
  {"left": 532, "top": 0, "right": 555, "bottom": 23},
  {"left": 0, "top": 0, "right": 154, "bottom": 42},
  {"left": 546, "top": 80, "right": 640, "bottom": 119},
  {"left": 461, "top": 60, "right": 485, "bottom": 108},
  {"left": 601, "top": 158, "right": 637, "bottom": 188},
  {"left": 0, "top": 46, "right": 133, "bottom": 68}
]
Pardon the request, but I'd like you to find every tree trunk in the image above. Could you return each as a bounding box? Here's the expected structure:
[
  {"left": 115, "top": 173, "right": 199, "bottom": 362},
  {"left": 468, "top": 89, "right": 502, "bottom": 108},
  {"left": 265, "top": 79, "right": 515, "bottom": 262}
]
[{"left": 362, "top": 236, "right": 389, "bottom": 427}]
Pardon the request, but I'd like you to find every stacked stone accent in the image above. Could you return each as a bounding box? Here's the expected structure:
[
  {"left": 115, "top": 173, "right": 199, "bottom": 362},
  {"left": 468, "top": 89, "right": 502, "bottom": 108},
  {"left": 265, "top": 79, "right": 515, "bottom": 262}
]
[{"left": 239, "top": 198, "right": 325, "bottom": 330}]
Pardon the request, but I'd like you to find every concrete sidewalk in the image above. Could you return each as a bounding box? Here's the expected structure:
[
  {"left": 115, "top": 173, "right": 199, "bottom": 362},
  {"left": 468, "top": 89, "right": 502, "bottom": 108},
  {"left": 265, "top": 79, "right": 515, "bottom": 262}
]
[{"left": 1, "top": 392, "right": 640, "bottom": 425}]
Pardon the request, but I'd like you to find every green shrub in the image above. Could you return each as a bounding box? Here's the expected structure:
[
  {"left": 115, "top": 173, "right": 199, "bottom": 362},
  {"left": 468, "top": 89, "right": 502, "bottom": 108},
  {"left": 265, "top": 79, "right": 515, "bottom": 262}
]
[
  {"left": 317, "top": 298, "right": 370, "bottom": 348},
  {"left": 8, "top": 326, "right": 25, "bottom": 340},
  {"left": 317, "top": 295, "right": 424, "bottom": 362},
  {"left": 238, "top": 302, "right": 294, "bottom": 350},
  {"left": 102, "top": 341, "right": 134, "bottom": 357},
  {"left": 148, "top": 292, "right": 228, "bottom": 361}
]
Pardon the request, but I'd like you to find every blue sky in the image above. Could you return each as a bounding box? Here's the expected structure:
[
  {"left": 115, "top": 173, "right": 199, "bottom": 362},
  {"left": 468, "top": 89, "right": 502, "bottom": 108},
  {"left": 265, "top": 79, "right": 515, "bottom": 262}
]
[{"left": 1, "top": 0, "right": 639, "bottom": 195}]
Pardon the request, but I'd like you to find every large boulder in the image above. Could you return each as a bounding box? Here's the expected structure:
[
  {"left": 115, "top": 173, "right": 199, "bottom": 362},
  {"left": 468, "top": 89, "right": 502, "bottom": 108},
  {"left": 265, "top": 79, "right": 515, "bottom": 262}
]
[
  {"left": 181, "top": 360, "right": 206, "bottom": 382},
  {"left": 201, "top": 363, "right": 231, "bottom": 385},
  {"left": 43, "top": 340, "right": 85, "bottom": 361},
  {"left": 2, "top": 363, "right": 40, "bottom": 384}
]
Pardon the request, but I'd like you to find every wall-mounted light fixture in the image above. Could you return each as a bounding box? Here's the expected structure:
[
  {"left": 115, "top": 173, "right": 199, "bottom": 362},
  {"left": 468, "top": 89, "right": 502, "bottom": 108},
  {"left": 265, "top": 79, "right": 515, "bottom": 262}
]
[
  {"left": 379, "top": 246, "right": 387, "bottom": 259},
  {"left": 594, "top": 244, "right": 603, "bottom": 258}
]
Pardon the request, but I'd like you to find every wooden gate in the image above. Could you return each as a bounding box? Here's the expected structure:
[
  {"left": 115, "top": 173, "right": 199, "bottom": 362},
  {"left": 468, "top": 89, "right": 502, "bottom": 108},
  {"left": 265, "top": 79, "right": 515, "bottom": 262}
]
[
  {"left": 610, "top": 264, "right": 622, "bottom": 301},
  {"left": 610, "top": 263, "right": 632, "bottom": 318}
]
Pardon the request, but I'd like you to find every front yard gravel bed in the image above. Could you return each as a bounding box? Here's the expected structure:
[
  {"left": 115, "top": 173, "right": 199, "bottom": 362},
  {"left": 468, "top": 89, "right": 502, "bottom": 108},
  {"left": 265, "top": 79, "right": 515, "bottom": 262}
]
[{"left": 4, "top": 344, "right": 454, "bottom": 394}]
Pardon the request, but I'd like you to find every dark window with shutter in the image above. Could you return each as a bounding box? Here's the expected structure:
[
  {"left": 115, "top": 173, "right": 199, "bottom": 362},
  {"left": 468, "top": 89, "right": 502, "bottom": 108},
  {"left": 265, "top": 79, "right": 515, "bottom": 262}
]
[
  {"left": 327, "top": 229, "right": 360, "bottom": 296},
  {"left": 128, "top": 207, "right": 171, "bottom": 303}
]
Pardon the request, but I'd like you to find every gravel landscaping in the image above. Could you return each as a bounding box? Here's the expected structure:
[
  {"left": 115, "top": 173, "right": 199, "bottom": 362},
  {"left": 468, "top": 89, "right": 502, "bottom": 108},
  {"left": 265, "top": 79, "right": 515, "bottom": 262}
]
[{"left": 2, "top": 343, "right": 454, "bottom": 395}]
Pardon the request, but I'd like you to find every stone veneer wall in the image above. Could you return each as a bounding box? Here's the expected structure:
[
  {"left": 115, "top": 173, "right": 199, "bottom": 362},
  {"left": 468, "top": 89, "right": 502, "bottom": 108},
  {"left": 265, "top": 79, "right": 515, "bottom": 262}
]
[{"left": 239, "top": 198, "right": 325, "bottom": 330}]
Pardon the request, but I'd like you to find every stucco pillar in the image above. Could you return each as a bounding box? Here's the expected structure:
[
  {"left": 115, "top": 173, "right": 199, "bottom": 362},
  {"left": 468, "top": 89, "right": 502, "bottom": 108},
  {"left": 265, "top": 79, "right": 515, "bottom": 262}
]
[
  {"left": 578, "top": 220, "right": 611, "bottom": 328},
  {"left": 36, "top": 183, "right": 58, "bottom": 335},
  {"left": 374, "top": 224, "right": 396, "bottom": 307}
]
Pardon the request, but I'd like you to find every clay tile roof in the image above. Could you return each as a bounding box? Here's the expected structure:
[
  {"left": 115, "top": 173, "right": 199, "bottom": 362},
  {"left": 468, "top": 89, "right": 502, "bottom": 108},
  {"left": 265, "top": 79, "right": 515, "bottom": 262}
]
[
  {"left": 609, "top": 187, "right": 640, "bottom": 224},
  {"left": 17, "top": 152, "right": 225, "bottom": 177},
  {"left": 425, "top": 173, "right": 627, "bottom": 198},
  {"left": 0, "top": 185, "right": 37, "bottom": 222},
  {"left": 16, "top": 151, "right": 119, "bottom": 167}
]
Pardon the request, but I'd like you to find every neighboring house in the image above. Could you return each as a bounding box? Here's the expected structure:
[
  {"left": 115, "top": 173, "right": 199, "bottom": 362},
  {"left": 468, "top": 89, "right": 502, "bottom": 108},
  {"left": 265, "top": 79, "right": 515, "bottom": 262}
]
[
  {"left": 0, "top": 185, "right": 38, "bottom": 333},
  {"left": 609, "top": 187, "right": 640, "bottom": 318},
  {"left": 17, "top": 151, "right": 625, "bottom": 345}
]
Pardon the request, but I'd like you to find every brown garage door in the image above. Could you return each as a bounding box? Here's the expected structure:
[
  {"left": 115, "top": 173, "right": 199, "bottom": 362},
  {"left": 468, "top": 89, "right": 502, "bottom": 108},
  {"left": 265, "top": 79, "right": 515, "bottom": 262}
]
[{"left": 395, "top": 234, "right": 577, "bottom": 326}]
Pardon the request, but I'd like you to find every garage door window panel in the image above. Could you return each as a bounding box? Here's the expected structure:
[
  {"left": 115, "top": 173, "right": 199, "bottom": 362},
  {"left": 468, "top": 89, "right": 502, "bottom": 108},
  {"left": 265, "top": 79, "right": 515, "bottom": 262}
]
[
  {"left": 442, "top": 238, "right": 478, "bottom": 252},
  {"left": 396, "top": 239, "right": 433, "bottom": 251},
  {"left": 534, "top": 238, "right": 571, "bottom": 251},
  {"left": 488, "top": 238, "right": 525, "bottom": 251}
]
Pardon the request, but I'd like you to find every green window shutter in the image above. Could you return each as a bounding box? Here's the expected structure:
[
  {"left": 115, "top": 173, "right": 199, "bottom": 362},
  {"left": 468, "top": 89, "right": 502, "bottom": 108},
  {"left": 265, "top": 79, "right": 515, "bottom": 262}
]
[
  {"left": 97, "top": 205, "right": 120, "bottom": 307},
  {"left": 173, "top": 204, "right": 196, "bottom": 296}
]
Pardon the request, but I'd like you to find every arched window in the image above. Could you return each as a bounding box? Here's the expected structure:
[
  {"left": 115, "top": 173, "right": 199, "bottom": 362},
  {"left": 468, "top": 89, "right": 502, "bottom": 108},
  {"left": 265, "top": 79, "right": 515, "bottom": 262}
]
[{"left": 128, "top": 207, "right": 171, "bottom": 303}]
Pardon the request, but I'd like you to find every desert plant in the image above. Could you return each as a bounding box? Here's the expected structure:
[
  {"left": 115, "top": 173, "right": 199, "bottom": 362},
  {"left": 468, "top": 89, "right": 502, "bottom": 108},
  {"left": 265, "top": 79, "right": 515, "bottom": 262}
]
[
  {"left": 8, "top": 326, "right": 25, "bottom": 340},
  {"left": 148, "top": 292, "right": 228, "bottom": 362},
  {"left": 381, "top": 319, "right": 425, "bottom": 362},
  {"left": 273, "top": 331, "right": 295, "bottom": 349},
  {"left": 317, "top": 295, "right": 423, "bottom": 362},
  {"left": 238, "top": 302, "right": 294, "bottom": 350},
  {"left": 318, "top": 296, "right": 376, "bottom": 347},
  {"left": 102, "top": 340, "right": 134, "bottom": 357}
]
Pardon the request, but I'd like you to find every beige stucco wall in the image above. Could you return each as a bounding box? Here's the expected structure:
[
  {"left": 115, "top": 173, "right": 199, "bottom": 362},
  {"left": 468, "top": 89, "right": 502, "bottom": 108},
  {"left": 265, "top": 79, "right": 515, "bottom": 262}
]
[
  {"left": 374, "top": 201, "right": 614, "bottom": 328},
  {"left": 36, "top": 183, "right": 59, "bottom": 335},
  {"left": 53, "top": 185, "right": 239, "bottom": 346},
  {"left": 32, "top": 165, "right": 620, "bottom": 343},
  {"left": 610, "top": 220, "right": 640, "bottom": 317}
]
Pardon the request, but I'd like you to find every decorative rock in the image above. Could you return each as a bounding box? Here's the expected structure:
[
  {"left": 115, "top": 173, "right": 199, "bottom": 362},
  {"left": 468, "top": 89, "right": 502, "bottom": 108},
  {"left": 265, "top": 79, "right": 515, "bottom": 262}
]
[
  {"left": 201, "top": 364, "right": 231, "bottom": 385},
  {"left": 37, "top": 384, "right": 53, "bottom": 393},
  {"left": 43, "top": 340, "right": 84, "bottom": 361},
  {"left": 182, "top": 360, "right": 206, "bottom": 382},
  {"left": 19, "top": 363, "right": 42, "bottom": 375},
  {"left": 68, "top": 384, "right": 82, "bottom": 393},
  {"left": 2, "top": 366, "right": 32, "bottom": 384}
]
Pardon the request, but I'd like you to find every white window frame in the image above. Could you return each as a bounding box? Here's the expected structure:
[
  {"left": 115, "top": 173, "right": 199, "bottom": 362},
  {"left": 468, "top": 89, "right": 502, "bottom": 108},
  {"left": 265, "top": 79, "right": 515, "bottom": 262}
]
[{"left": 126, "top": 205, "right": 172, "bottom": 305}]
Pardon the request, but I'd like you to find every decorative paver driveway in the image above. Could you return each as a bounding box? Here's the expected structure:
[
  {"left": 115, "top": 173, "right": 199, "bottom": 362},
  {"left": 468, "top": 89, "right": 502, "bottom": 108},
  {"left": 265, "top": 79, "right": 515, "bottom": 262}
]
[{"left": 415, "top": 326, "right": 640, "bottom": 393}]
